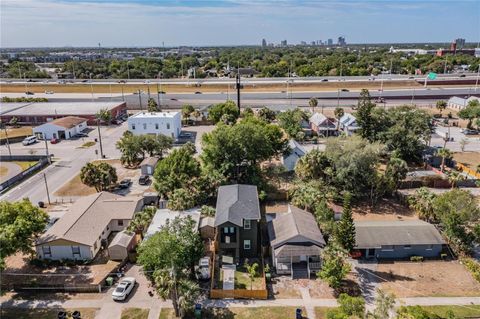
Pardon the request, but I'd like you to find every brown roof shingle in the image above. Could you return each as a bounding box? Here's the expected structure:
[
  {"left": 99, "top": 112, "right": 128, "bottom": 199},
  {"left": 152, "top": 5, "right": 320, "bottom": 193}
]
[{"left": 47, "top": 116, "right": 87, "bottom": 129}]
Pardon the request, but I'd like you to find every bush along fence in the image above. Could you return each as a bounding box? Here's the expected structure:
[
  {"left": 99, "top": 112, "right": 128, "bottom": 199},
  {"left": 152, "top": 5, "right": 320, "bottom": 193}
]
[{"left": 0, "top": 155, "right": 51, "bottom": 193}]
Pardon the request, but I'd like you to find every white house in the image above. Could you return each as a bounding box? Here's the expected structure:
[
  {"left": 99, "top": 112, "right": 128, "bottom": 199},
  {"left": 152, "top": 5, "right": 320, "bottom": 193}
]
[
  {"left": 127, "top": 111, "right": 182, "bottom": 139},
  {"left": 338, "top": 113, "right": 360, "bottom": 136},
  {"left": 282, "top": 139, "right": 306, "bottom": 171},
  {"left": 447, "top": 96, "right": 479, "bottom": 110},
  {"left": 36, "top": 192, "right": 143, "bottom": 261},
  {"left": 32, "top": 116, "right": 87, "bottom": 140}
]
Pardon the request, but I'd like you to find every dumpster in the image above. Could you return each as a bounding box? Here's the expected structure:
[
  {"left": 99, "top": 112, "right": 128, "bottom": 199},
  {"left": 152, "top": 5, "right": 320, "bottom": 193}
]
[{"left": 106, "top": 277, "right": 114, "bottom": 286}]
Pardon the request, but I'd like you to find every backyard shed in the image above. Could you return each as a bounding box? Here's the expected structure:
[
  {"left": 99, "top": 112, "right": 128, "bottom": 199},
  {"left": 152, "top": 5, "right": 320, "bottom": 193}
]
[
  {"left": 108, "top": 231, "right": 137, "bottom": 261},
  {"left": 140, "top": 157, "right": 159, "bottom": 175},
  {"left": 199, "top": 216, "right": 215, "bottom": 239}
]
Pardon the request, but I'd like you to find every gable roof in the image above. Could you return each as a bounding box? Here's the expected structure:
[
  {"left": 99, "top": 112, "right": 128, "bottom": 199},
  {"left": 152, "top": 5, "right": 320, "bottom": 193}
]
[
  {"left": 339, "top": 113, "right": 357, "bottom": 127},
  {"left": 214, "top": 184, "right": 260, "bottom": 227},
  {"left": 268, "top": 205, "right": 326, "bottom": 249},
  {"left": 309, "top": 113, "right": 336, "bottom": 128},
  {"left": 145, "top": 207, "right": 201, "bottom": 239},
  {"left": 355, "top": 220, "right": 445, "bottom": 249},
  {"left": 37, "top": 192, "right": 142, "bottom": 247},
  {"left": 140, "top": 157, "right": 159, "bottom": 167},
  {"left": 285, "top": 139, "right": 306, "bottom": 158},
  {"left": 108, "top": 230, "right": 135, "bottom": 249},
  {"left": 45, "top": 116, "right": 87, "bottom": 129}
]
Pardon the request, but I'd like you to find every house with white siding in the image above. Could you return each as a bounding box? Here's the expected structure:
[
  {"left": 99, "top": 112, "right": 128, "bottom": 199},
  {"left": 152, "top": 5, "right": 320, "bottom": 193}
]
[
  {"left": 36, "top": 192, "right": 143, "bottom": 261},
  {"left": 338, "top": 113, "right": 360, "bottom": 136},
  {"left": 127, "top": 111, "right": 182, "bottom": 139},
  {"left": 447, "top": 96, "right": 479, "bottom": 110},
  {"left": 33, "top": 116, "right": 87, "bottom": 140}
]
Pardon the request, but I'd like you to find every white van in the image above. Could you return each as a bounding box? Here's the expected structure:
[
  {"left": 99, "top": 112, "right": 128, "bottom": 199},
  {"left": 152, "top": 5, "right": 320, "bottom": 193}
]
[{"left": 22, "top": 135, "right": 37, "bottom": 146}]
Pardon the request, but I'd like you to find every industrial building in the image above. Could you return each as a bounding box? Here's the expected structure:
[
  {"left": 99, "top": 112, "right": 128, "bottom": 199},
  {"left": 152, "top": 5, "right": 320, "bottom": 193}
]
[
  {"left": 0, "top": 101, "right": 127, "bottom": 125},
  {"left": 33, "top": 116, "right": 87, "bottom": 140}
]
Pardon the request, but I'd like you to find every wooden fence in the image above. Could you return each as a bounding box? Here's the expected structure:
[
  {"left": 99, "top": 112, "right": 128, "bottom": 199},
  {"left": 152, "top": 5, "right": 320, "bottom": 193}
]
[{"left": 210, "top": 288, "right": 268, "bottom": 299}]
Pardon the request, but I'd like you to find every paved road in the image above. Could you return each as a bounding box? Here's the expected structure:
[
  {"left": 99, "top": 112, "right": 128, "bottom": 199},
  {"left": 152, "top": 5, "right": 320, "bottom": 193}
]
[{"left": 0, "top": 162, "right": 22, "bottom": 183}]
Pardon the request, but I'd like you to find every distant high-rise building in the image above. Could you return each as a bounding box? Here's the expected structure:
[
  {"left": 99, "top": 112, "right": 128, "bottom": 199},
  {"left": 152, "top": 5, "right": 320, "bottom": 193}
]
[
  {"left": 262, "top": 38, "right": 267, "bottom": 47},
  {"left": 337, "top": 36, "right": 346, "bottom": 46},
  {"left": 311, "top": 41, "right": 316, "bottom": 46},
  {"left": 327, "top": 38, "right": 333, "bottom": 46},
  {"left": 300, "top": 41, "right": 307, "bottom": 45},
  {"left": 281, "top": 40, "right": 288, "bottom": 47},
  {"left": 455, "top": 38, "right": 466, "bottom": 49}
]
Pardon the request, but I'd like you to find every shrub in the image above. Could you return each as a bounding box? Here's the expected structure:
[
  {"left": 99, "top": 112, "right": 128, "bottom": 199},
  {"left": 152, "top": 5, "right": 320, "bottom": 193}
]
[
  {"left": 462, "top": 258, "right": 480, "bottom": 283},
  {"left": 410, "top": 256, "right": 424, "bottom": 262}
]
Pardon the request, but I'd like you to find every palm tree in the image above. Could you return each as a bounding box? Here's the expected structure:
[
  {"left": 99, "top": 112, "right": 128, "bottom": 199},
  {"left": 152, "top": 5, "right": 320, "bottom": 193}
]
[
  {"left": 437, "top": 148, "right": 452, "bottom": 172},
  {"left": 447, "top": 171, "right": 465, "bottom": 189},
  {"left": 80, "top": 163, "right": 101, "bottom": 191},
  {"left": 334, "top": 107, "right": 345, "bottom": 133},
  {"left": 309, "top": 97, "right": 318, "bottom": 113},
  {"left": 154, "top": 269, "right": 199, "bottom": 318},
  {"left": 408, "top": 187, "right": 436, "bottom": 222}
]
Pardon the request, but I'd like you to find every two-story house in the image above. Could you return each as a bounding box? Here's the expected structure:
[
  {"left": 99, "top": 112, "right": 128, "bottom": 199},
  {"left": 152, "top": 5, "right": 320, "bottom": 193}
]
[{"left": 214, "top": 184, "right": 261, "bottom": 262}]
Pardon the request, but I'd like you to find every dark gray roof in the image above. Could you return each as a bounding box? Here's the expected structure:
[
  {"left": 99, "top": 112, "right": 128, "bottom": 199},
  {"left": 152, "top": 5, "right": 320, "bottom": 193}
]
[
  {"left": 275, "top": 244, "right": 323, "bottom": 256},
  {"left": 268, "top": 205, "right": 326, "bottom": 249},
  {"left": 214, "top": 184, "right": 260, "bottom": 227},
  {"left": 355, "top": 220, "right": 445, "bottom": 249}
]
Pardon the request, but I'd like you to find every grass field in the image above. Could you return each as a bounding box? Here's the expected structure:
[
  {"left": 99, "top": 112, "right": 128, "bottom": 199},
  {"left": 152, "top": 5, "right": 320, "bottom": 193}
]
[
  {"left": 13, "top": 161, "right": 38, "bottom": 171},
  {"left": 1, "top": 80, "right": 425, "bottom": 94},
  {"left": 0, "top": 126, "right": 33, "bottom": 139},
  {"left": 159, "top": 307, "right": 306, "bottom": 319},
  {"left": 405, "top": 305, "right": 480, "bottom": 318},
  {"left": 315, "top": 307, "right": 336, "bottom": 319},
  {"left": 0, "top": 308, "right": 98, "bottom": 319},
  {"left": 54, "top": 174, "right": 97, "bottom": 197},
  {"left": 121, "top": 308, "right": 150, "bottom": 319}
]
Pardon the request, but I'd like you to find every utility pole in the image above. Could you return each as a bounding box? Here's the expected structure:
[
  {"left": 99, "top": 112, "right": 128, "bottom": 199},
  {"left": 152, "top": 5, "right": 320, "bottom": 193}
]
[
  {"left": 127, "top": 61, "right": 130, "bottom": 80},
  {"left": 43, "top": 173, "right": 51, "bottom": 205},
  {"left": 138, "top": 90, "right": 142, "bottom": 110},
  {"left": 89, "top": 73, "right": 94, "bottom": 101},
  {"left": 156, "top": 83, "right": 160, "bottom": 109},
  {"left": 475, "top": 64, "right": 480, "bottom": 93},
  {"left": 97, "top": 119, "right": 104, "bottom": 158},
  {"left": 2, "top": 123, "right": 12, "bottom": 159},
  {"left": 236, "top": 72, "right": 241, "bottom": 112},
  {"left": 43, "top": 134, "right": 51, "bottom": 164}
]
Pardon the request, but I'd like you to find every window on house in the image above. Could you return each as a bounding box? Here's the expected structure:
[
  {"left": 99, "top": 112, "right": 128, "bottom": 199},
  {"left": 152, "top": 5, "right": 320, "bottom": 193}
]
[
  {"left": 230, "top": 227, "right": 235, "bottom": 233},
  {"left": 221, "top": 226, "right": 236, "bottom": 243},
  {"left": 118, "top": 220, "right": 124, "bottom": 226},
  {"left": 143, "top": 123, "right": 147, "bottom": 130},
  {"left": 224, "top": 227, "right": 229, "bottom": 234},
  {"left": 72, "top": 246, "right": 80, "bottom": 257},
  {"left": 94, "top": 242, "right": 98, "bottom": 250},
  {"left": 155, "top": 123, "right": 159, "bottom": 129},
  {"left": 404, "top": 245, "right": 412, "bottom": 249},
  {"left": 382, "top": 245, "right": 394, "bottom": 251},
  {"left": 244, "top": 219, "right": 251, "bottom": 230},
  {"left": 167, "top": 123, "right": 170, "bottom": 129},
  {"left": 244, "top": 240, "right": 251, "bottom": 250},
  {"left": 426, "top": 244, "right": 433, "bottom": 250},
  {"left": 42, "top": 246, "right": 51, "bottom": 257},
  {"left": 132, "top": 124, "right": 136, "bottom": 130}
]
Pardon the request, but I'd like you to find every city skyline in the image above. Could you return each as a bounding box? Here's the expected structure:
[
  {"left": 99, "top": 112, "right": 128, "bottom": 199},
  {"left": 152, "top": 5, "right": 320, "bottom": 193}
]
[{"left": 1, "top": 0, "right": 479, "bottom": 48}]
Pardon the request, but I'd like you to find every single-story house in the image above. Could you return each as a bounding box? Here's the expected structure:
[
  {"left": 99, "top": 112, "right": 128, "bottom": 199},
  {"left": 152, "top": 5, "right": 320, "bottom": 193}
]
[
  {"left": 108, "top": 230, "right": 137, "bottom": 261},
  {"left": 282, "top": 139, "right": 306, "bottom": 171},
  {"left": 140, "top": 157, "right": 159, "bottom": 176},
  {"left": 36, "top": 192, "right": 143, "bottom": 261},
  {"left": 214, "top": 184, "right": 261, "bottom": 262},
  {"left": 267, "top": 205, "right": 326, "bottom": 278},
  {"left": 447, "top": 96, "right": 479, "bottom": 110},
  {"left": 199, "top": 216, "right": 215, "bottom": 240},
  {"left": 354, "top": 220, "right": 446, "bottom": 259},
  {"left": 309, "top": 113, "right": 337, "bottom": 137},
  {"left": 33, "top": 116, "right": 87, "bottom": 140},
  {"left": 338, "top": 113, "right": 360, "bottom": 136},
  {"left": 144, "top": 207, "right": 201, "bottom": 239}
]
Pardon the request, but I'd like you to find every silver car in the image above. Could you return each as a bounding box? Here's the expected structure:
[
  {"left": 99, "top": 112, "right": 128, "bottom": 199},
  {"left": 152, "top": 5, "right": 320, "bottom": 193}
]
[{"left": 112, "top": 277, "right": 136, "bottom": 301}]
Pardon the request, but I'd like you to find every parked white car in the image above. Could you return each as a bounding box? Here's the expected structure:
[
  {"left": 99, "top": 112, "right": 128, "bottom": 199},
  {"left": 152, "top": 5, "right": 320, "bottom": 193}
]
[
  {"left": 22, "top": 135, "right": 37, "bottom": 146},
  {"left": 112, "top": 277, "right": 136, "bottom": 301},
  {"left": 195, "top": 257, "right": 211, "bottom": 280}
]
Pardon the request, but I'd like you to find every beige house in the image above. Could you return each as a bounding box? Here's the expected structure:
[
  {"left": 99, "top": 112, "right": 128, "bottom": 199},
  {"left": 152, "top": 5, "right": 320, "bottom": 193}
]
[{"left": 36, "top": 192, "right": 143, "bottom": 261}]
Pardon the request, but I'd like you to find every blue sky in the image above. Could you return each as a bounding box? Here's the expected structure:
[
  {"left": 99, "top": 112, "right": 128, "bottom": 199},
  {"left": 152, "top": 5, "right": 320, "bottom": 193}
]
[{"left": 1, "top": 0, "right": 479, "bottom": 47}]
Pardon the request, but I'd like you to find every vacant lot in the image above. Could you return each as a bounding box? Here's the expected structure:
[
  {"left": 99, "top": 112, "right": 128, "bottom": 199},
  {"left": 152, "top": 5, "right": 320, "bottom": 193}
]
[
  {"left": 54, "top": 159, "right": 145, "bottom": 197},
  {"left": 453, "top": 152, "right": 480, "bottom": 170},
  {"left": 159, "top": 307, "right": 306, "bottom": 319},
  {"left": 404, "top": 305, "right": 480, "bottom": 318},
  {"left": 0, "top": 308, "right": 98, "bottom": 319},
  {"left": 121, "top": 308, "right": 150, "bottom": 319},
  {"left": 377, "top": 260, "right": 480, "bottom": 297},
  {"left": 0, "top": 126, "right": 33, "bottom": 139},
  {"left": 352, "top": 198, "right": 417, "bottom": 221}
]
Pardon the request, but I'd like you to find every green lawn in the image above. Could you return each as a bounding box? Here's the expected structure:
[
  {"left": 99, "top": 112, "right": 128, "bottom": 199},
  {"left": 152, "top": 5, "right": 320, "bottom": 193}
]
[
  {"left": 159, "top": 307, "right": 305, "bottom": 319},
  {"left": 409, "top": 305, "right": 480, "bottom": 318},
  {"left": 315, "top": 307, "right": 336, "bottom": 319},
  {"left": 80, "top": 141, "right": 96, "bottom": 148},
  {"left": 0, "top": 308, "right": 98, "bottom": 319},
  {"left": 13, "top": 161, "right": 38, "bottom": 171},
  {"left": 217, "top": 267, "right": 264, "bottom": 290},
  {"left": 121, "top": 308, "right": 150, "bottom": 319}
]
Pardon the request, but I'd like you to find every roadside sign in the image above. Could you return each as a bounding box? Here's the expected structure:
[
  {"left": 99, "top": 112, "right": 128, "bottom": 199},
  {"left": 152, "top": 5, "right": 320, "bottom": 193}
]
[{"left": 428, "top": 72, "right": 437, "bottom": 80}]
